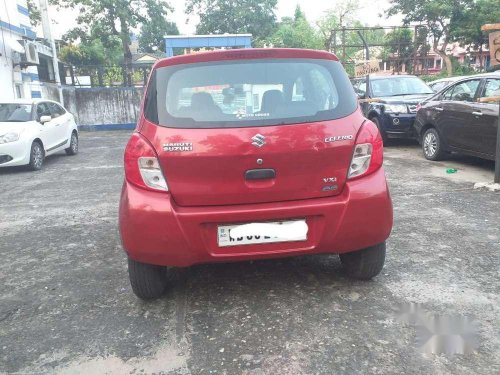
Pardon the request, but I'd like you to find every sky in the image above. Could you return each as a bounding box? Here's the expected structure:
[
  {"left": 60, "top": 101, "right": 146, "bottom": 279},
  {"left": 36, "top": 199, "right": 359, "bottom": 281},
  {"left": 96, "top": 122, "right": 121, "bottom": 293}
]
[{"left": 44, "top": 0, "right": 403, "bottom": 39}]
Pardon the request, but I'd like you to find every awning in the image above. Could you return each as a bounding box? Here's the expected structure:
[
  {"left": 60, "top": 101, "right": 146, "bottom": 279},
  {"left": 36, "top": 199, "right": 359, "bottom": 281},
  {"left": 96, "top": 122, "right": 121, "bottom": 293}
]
[{"left": 6, "top": 38, "right": 25, "bottom": 53}]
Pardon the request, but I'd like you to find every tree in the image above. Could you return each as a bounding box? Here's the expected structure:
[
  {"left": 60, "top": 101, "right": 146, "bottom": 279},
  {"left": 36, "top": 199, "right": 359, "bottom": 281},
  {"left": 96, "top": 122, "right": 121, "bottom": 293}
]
[
  {"left": 266, "top": 6, "right": 322, "bottom": 49},
  {"left": 387, "top": 0, "right": 472, "bottom": 76},
  {"left": 382, "top": 28, "right": 414, "bottom": 72},
  {"left": 185, "top": 0, "right": 278, "bottom": 45},
  {"left": 53, "top": 0, "right": 177, "bottom": 84},
  {"left": 139, "top": 2, "right": 179, "bottom": 53},
  {"left": 317, "top": 0, "right": 360, "bottom": 51},
  {"left": 63, "top": 24, "right": 123, "bottom": 65},
  {"left": 26, "top": 0, "right": 41, "bottom": 27},
  {"left": 450, "top": 0, "right": 500, "bottom": 69}
]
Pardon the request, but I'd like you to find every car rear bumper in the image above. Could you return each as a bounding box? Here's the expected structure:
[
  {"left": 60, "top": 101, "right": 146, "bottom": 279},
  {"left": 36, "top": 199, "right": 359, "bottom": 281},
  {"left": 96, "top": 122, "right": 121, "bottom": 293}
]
[
  {"left": 119, "top": 168, "right": 393, "bottom": 267},
  {"left": 0, "top": 140, "right": 30, "bottom": 167}
]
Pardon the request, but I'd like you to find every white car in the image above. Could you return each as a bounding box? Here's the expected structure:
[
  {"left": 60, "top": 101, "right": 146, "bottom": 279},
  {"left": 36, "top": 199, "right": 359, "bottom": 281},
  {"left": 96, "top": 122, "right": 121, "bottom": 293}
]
[
  {"left": 427, "top": 76, "right": 470, "bottom": 93},
  {"left": 0, "top": 99, "right": 78, "bottom": 170}
]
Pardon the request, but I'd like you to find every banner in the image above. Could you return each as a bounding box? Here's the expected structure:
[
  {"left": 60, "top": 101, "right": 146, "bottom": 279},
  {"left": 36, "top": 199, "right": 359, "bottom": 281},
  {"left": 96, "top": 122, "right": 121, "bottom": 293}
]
[
  {"left": 354, "top": 60, "right": 381, "bottom": 77},
  {"left": 489, "top": 31, "right": 500, "bottom": 67}
]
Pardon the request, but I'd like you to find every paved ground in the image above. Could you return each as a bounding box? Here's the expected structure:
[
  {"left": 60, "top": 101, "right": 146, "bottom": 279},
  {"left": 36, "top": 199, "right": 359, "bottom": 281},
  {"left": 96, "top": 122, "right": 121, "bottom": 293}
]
[{"left": 0, "top": 131, "right": 499, "bottom": 375}]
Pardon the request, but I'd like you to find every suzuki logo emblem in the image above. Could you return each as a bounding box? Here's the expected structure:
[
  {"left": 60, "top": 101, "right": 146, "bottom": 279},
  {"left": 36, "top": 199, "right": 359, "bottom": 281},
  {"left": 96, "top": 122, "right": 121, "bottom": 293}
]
[{"left": 251, "top": 134, "right": 266, "bottom": 148}]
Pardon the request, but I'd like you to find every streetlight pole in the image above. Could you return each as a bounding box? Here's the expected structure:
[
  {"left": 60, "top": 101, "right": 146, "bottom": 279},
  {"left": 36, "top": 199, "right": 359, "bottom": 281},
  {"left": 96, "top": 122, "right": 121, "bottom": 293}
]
[
  {"left": 481, "top": 23, "right": 500, "bottom": 184},
  {"left": 39, "top": 0, "right": 63, "bottom": 104}
]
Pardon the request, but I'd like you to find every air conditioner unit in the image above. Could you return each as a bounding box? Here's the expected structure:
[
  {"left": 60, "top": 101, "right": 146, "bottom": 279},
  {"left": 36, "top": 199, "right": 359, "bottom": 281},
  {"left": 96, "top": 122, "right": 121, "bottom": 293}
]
[{"left": 20, "top": 41, "right": 40, "bottom": 65}]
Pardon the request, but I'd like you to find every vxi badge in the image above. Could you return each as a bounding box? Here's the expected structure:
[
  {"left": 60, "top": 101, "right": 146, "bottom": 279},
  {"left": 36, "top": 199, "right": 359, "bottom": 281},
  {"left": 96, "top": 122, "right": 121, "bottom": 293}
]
[{"left": 325, "top": 135, "right": 354, "bottom": 143}]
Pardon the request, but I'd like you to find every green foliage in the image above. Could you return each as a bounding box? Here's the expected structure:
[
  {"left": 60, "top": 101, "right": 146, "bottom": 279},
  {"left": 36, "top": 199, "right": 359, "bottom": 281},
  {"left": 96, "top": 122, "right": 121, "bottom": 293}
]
[
  {"left": 59, "top": 41, "right": 105, "bottom": 66},
  {"left": 266, "top": 7, "right": 322, "bottom": 49},
  {"left": 139, "top": 0, "right": 179, "bottom": 52},
  {"left": 185, "top": 0, "right": 278, "bottom": 45},
  {"left": 450, "top": 0, "right": 500, "bottom": 50},
  {"left": 54, "top": 0, "right": 178, "bottom": 65},
  {"left": 387, "top": 0, "right": 473, "bottom": 75},
  {"left": 62, "top": 24, "right": 123, "bottom": 66},
  {"left": 26, "top": 0, "right": 41, "bottom": 27}
]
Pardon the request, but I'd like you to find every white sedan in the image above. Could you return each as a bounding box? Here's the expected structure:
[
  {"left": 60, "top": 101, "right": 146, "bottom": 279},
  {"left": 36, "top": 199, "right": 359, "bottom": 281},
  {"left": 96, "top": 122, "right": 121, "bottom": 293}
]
[{"left": 0, "top": 99, "right": 78, "bottom": 170}]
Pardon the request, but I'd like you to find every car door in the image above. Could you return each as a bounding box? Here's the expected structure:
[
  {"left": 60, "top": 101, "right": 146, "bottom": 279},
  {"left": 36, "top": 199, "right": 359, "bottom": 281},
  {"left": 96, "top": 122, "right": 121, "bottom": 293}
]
[
  {"left": 48, "top": 102, "right": 70, "bottom": 148},
  {"left": 437, "top": 79, "right": 481, "bottom": 151},
  {"left": 471, "top": 78, "right": 500, "bottom": 158},
  {"left": 36, "top": 102, "right": 59, "bottom": 152}
]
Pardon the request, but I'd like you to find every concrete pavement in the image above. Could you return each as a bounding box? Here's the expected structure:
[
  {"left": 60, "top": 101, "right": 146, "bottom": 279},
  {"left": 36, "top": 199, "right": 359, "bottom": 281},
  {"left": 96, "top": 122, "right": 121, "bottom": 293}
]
[{"left": 0, "top": 132, "right": 498, "bottom": 374}]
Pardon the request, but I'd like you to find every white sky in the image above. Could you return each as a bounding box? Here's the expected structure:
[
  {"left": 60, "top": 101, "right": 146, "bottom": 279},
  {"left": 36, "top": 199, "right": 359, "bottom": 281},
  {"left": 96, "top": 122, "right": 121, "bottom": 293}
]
[{"left": 44, "top": 0, "right": 403, "bottom": 39}]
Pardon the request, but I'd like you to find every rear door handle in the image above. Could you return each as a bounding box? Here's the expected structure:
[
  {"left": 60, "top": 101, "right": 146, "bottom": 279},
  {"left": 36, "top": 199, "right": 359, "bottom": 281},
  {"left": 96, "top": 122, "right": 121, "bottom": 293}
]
[
  {"left": 472, "top": 111, "right": 483, "bottom": 116},
  {"left": 245, "top": 169, "right": 276, "bottom": 180},
  {"left": 435, "top": 107, "right": 444, "bottom": 111}
]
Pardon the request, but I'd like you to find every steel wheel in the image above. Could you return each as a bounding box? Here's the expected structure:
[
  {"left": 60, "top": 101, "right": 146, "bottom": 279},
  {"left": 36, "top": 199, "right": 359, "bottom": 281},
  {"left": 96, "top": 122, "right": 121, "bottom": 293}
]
[
  {"left": 422, "top": 128, "right": 445, "bottom": 161},
  {"left": 29, "top": 142, "right": 44, "bottom": 171},
  {"left": 423, "top": 132, "right": 437, "bottom": 158},
  {"left": 66, "top": 132, "right": 79, "bottom": 155}
]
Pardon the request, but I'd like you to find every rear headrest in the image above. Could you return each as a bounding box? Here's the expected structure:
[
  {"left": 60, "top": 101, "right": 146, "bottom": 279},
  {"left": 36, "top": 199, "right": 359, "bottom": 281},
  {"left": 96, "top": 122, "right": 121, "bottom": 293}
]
[
  {"left": 191, "top": 92, "right": 216, "bottom": 109},
  {"left": 261, "top": 90, "right": 284, "bottom": 113}
]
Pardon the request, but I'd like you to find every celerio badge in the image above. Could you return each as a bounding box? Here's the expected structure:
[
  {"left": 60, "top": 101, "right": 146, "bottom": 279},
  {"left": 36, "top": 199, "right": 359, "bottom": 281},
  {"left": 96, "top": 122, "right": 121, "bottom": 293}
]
[{"left": 325, "top": 135, "right": 353, "bottom": 143}]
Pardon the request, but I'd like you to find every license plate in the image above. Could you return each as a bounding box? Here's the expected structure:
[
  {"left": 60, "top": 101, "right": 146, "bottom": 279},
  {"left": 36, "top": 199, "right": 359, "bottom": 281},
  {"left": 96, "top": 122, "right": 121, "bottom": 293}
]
[{"left": 217, "top": 219, "right": 308, "bottom": 247}]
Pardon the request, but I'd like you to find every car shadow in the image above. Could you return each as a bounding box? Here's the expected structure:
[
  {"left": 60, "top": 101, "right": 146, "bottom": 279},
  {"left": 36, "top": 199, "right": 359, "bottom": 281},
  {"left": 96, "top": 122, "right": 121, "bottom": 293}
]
[
  {"left": 0, "top": 152, "right": 68, "bottom": 174},
  {"left": 162, "top": 253, "right": 374, "bottom": 301}
]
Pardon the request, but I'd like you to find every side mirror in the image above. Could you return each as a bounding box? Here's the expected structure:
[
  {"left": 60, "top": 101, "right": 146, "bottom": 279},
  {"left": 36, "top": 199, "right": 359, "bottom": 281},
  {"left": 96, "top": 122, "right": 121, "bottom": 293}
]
[{"left": 39, "top": 115, "right": 52, "bottom": 124}]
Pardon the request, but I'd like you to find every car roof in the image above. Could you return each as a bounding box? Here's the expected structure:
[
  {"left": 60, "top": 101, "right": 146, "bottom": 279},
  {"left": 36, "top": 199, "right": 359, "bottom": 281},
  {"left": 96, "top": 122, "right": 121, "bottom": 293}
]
[
  {"left": 154, "top": 48, "right": 339, "bottom": 69},
  {"left": 0, "top": 98, "right": 62, "bottom": 106},
  {"left": 429, "top": 76, "right": 465, "bottom": 84},
  {"left": 369, "top": 75, "right": 419, "bottom": 80}
]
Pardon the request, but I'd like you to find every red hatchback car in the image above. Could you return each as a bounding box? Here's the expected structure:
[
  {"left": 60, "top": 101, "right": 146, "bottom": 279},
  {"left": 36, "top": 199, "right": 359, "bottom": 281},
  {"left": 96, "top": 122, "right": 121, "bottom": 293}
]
[{"left": 119, "top": 49, "right": 393, "bottom": 300}]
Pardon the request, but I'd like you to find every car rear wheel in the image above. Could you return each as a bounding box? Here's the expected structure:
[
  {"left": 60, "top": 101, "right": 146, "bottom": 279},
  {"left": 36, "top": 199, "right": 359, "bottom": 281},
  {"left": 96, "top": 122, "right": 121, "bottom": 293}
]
[
  {"left": 65, "top": 132, "right": 78, "bottom": 155},
  {"left": 422, "top": 128, "right": 445, "bottom": 161},
  {"left": 371, "top": 117, "right": 388, "bottom": 145},
  {"left": 128, "top": 258, "right": 168, "bottom": 300},
  {"left": 339, "top": 242, "right": 386, "bottom": 280},
  {"left": 28, "top": 141, "right": 44, "bottom": 171}
]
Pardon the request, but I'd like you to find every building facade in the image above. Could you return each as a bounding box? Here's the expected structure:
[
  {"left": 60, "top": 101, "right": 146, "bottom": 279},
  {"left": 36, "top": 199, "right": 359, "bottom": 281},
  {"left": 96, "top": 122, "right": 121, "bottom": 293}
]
[{"left": 0, "top": 0, "right": 46, "bottom": 100}]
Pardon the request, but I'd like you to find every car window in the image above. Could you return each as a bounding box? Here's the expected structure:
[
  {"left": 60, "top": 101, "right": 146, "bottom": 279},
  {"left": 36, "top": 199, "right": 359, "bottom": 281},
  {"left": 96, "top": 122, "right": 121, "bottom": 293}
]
[
  {"left": 49, "top": 103, "right": 66, "bottom": 118},
  {"left": 449, "top": 80, "right": 480, "bottom": 102},
  {"left": 154, "top": 58, "right": 357, "bottom": 129},
  {"left": 0, "top": 104, "right": 32, "bottom": 122},
  {"left": 36, "top": 103, "right": 51, "bottom": 120},
  {"left": 431, "top": 81, "right": 449, "bottom": 93},
  {"left": 481, "top": 79, "right": 500, "bottom": 98},
  {"left": 370, "top": 77, "right": 432, "bottom": 97},
  {"left": 352, "top": 78, "right": 366, "bottom": 96}
]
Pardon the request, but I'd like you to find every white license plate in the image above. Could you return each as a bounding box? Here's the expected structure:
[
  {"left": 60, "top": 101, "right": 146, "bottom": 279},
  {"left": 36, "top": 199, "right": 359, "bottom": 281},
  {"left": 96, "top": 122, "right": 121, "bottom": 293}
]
[{"left": 217, "top": 219, "right": 308, "bottom": 247}]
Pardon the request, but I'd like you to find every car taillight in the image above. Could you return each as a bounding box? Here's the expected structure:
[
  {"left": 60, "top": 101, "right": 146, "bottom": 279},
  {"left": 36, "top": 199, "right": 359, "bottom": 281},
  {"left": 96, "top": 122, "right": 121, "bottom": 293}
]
[
  {"left": 347, "top": 121, "right": 383, "bottom": 180},
  {"left": 124, "top": 133, "right": 168, "bottom": 192}
]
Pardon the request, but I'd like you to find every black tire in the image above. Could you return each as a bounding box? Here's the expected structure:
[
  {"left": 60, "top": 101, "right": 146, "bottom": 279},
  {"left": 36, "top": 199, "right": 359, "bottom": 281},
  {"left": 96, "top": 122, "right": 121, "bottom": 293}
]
[
  {"left": 371, "top": 117, "right": 388, "bottom": 145},
  {"left": 339, "top": 242, "right": 386, "bottom": 280},
  {"left": 128, "top": 258, "right": 168, "bottom": 300},
  {"left": 65, "top": 132, "right": 78, "bottom": 155},
  {"left": 422, "top": 128, "right": 445, "bottom": 161},
  {"left": 28, "top": 141, "right": 45, "bottom": 171}
]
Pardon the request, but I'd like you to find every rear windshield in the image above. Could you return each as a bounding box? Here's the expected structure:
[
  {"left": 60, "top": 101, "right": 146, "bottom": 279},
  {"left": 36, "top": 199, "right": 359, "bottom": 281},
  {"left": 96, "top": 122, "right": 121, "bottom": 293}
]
[{"left": 147, "top": 58, "right": 357, "bottom": 128}]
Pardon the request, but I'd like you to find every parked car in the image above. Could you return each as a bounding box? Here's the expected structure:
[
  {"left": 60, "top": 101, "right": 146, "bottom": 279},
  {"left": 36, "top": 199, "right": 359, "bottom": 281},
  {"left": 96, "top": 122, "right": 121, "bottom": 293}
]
[
  {"left": 427, "top": 76, "right": 467, "bottom": 93},
  {"left": 119, "top": 48, "right": 394, "bottom": 300},
  {"left": 414, "top": 72, "right": 499, "bottom": 161},
  {"left": 351, "top": 75, "right": 434, "bottom": 142},
  {"left": 0, "top": 99, "right": 78, "bottom": 170}
]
